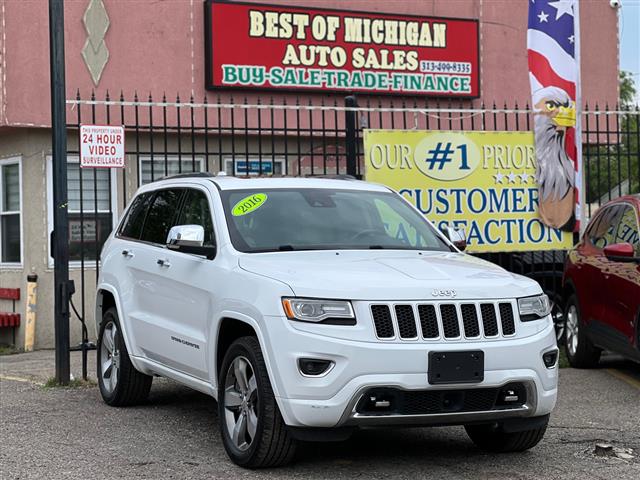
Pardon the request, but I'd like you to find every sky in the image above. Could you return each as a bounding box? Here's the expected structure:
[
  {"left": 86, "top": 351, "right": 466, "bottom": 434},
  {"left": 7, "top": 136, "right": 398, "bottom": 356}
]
[{"left": 619, "top": 0, "right": 640, "bottom": 103}]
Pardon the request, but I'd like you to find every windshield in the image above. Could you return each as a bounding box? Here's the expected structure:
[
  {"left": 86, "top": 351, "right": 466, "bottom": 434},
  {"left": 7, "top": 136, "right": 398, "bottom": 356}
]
[{"left": 221, "top": 188, "right": 450, "bottom": 253}]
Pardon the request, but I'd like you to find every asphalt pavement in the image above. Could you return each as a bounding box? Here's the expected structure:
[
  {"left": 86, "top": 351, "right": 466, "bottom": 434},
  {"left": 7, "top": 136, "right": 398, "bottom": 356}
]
[{"left": 1, "top": 350, "right": 639, "bottom": 479}]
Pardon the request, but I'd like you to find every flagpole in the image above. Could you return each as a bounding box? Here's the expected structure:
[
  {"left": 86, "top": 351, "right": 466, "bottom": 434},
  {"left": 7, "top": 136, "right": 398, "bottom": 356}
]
[{"left": 574, "top": 0, "right": 586, "bottom": 234}]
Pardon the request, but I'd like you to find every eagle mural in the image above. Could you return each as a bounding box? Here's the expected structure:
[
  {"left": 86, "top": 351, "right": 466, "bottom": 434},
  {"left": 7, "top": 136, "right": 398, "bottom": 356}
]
[{"left": 533, "top": 86, "right": 576, "bottom": 231}]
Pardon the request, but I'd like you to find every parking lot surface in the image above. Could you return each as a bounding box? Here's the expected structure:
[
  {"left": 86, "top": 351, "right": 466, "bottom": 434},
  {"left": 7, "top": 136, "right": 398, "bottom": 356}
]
[{"left": 1, "top": 350, "right": 639, "bottom": 480}]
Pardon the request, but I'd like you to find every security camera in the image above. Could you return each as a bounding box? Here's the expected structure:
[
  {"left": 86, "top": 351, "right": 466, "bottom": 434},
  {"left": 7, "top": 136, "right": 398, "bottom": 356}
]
[{"left": 609, "top": 0, "right": 622, "bottom": 8}]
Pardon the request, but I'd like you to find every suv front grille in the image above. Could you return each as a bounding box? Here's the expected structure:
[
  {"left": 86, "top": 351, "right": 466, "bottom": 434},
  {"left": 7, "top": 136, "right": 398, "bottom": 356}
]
[
  {"left": 370, "top": 301, "right": 518, "bottom": 341},
  {"left": 395, "top": 305, "right": 418, "bottom": 339},
  {"left": 460, "top": 304, "right": 480, "bottom": 338},
  {"left": 418, "top": 305, "right": 439, "bottom": 339},
  {"left": 480, "top": 303, "right": 499, "bottom": 337},
  {"left": 499, "top": 303, "right": 516, "bottom": 335},
  {"left": 371, "top": 305, "right": 394, "bottom": 338},
  {"left": 440, "top": 304, "right": 461, "bottom": 338}
]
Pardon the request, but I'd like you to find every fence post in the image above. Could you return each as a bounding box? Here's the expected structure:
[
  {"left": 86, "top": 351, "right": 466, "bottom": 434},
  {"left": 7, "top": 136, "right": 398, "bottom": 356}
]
[
  {"left": 49, "top": 0, "right": 70, "bottom": 384},
  {"left": 345, "top": 96, "right": 358, "bottom": 178}
]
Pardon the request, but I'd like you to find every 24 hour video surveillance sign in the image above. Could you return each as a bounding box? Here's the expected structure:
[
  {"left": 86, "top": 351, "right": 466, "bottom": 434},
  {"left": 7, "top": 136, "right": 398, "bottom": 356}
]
[
  {"left": 204, "top": 1, "right": 480, "bottom": 97},
  {"left": 79, "top": 125, "right": 125, "bottom": 168}
]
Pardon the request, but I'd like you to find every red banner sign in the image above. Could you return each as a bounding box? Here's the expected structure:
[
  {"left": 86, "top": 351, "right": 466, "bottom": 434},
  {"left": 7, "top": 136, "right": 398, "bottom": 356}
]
[{"left": 205, "top": 1, "right": 480, "bottom": 97}]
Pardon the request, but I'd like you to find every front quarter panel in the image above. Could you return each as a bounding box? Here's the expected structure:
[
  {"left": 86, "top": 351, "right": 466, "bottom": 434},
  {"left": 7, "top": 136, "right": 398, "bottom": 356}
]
[{"left": 207, "top": 258, "right": 295, "bottom": 396}]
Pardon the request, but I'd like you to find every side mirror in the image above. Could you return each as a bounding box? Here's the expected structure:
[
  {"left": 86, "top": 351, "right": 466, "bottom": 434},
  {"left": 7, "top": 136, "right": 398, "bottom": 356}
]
[
  {"left": 603, "top": 242, "right": 637, "bottom": 263},
  {"left": 440, "top": 225, "right": 467, "bottom": 251},
  {"left": 166, "top": 225, "right": 216, "bottom": 259}
]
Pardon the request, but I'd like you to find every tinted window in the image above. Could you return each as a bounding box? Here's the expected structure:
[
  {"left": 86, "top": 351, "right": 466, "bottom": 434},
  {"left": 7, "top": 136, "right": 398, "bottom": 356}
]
[
  {"left": 615, "top": 205, "right": 640, "bottom": 254},
  {"left": 140, "top": 189, "right": 184, "bottom": 244},
  {"left": 588, "top": 205, "right": 624, "bottom": 249},
  {"left": 119, "top": 192, "right": 153, "bottom": 240},
  {"left": 177, "top": 189, "right": 215, "bottom": 246}
]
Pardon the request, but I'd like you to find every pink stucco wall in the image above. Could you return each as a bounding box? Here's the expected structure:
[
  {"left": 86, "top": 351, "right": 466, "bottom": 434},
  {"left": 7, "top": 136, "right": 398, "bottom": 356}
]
[{"left": 0, "top": 0, "right": 619, "bottom": 128}]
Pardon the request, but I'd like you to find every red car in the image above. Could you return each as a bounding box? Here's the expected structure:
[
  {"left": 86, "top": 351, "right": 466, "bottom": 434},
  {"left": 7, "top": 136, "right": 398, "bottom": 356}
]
[{"left": 563, "top": 195, "right": 640, "bottom": 367}]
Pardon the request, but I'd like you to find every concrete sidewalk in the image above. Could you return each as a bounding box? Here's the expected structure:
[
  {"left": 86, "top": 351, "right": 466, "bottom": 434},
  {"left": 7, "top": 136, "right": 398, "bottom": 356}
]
[{"left": 0, "top": 349, "right": 97, "bottom": 384}]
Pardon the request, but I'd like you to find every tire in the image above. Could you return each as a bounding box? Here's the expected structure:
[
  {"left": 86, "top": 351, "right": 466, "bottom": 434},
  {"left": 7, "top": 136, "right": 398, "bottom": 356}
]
[
  {"left": 218, "top": 336, "right": 296, "bottom": 468},
  {"left": 547, "top": 291, "right": 565, "bottom": 345},
  {"left": 97, "top": 307, "right": 152, "bottom": 406},
  {"left": 465, "top": 420, "right": 548, "bottom": 452},
  {"left": 564, "top": 294, "right": 601, "bottom": 368}
]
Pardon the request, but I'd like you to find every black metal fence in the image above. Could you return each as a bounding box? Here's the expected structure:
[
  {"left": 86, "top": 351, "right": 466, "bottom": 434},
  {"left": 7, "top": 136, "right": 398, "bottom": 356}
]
[{"left": 65, "top": 93, "right": 640, "bottom": 338}]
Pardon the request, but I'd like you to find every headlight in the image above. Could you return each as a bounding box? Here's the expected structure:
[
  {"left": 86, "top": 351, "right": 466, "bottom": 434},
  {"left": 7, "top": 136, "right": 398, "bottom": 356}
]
[
  {"left": 518, "top": 294, "right": 552, "bottom": 322},
  {"left": 282, "top": 298, "right": 356, "bottom": 325}
]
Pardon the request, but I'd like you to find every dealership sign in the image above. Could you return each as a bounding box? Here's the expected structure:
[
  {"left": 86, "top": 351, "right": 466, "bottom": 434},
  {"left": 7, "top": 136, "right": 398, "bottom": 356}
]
[
  {"left": 364, "top": 130, "right": 573, "bottom": 253},
  {"left": 204, "top": 1, "right": 479, "bottom": 97},
  {"left": 79, "top": 125, "right": 125, "bottom": 168}
]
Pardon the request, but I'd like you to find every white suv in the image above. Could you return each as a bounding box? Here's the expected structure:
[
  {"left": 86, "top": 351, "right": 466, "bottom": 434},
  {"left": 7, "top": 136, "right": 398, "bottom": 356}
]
[{"left": 96, "top": 174, "right": 558, "bottom": 468}]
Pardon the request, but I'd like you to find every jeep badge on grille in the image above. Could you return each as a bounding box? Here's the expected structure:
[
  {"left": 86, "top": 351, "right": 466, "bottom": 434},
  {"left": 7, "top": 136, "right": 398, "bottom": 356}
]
[{"left": 431, "top": 289, "right": 457, "bottom": 298}]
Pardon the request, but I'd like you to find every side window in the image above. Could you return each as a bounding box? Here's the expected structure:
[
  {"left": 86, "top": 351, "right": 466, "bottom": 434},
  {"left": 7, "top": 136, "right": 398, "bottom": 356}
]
[
  {"left": 615, "top": 206, "right": 640, "bottom": 254},
  {"left": 585, "top": 214, "right": 604, "bottom": 245},
  {"left": 177, "top": 189, "right": 215, "bottom": 246},
  {"left": 589, "top": 205, "right": 624, "bottom": 250},
  {"left": 119, "top": 192, "right": 153, "bottom": 240},
  {"left": 140, "top": 189, "right": 184, "bottom": 245}
]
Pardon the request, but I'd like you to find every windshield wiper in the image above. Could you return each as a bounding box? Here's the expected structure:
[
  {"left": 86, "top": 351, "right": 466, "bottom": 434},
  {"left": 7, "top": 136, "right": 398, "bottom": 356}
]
[{"left": 248, "top": 244, "right": 445, "bottom": 253}]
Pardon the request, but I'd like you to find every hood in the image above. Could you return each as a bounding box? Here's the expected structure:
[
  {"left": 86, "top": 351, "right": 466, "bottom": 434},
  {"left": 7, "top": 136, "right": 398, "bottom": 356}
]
[{"left": 238, "top": 250, "right": 541, "bottom": 301}]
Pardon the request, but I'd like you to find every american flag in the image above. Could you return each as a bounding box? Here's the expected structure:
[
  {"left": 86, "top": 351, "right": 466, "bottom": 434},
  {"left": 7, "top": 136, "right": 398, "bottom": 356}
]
[{"left": 528, "top": 0, "right": 581, "bottom": 232}]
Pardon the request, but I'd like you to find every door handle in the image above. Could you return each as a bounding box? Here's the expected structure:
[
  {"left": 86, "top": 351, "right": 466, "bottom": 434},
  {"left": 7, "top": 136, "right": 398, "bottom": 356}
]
[
  {"left": 157, "top": 258, "right": 171, "bottom": 268},
  {"left": 121, "top": 249, "right": 134, "bottom": 258}
]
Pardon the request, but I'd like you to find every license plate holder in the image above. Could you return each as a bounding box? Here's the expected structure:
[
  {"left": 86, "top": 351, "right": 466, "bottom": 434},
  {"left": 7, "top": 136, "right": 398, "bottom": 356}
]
[{"left": 428, "top": 351, "right": 484, "bottom": 385}]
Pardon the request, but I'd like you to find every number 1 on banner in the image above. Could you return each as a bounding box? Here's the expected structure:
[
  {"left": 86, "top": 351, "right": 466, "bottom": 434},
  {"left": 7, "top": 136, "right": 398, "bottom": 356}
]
[{"left": 457, "top": 144, "right": 470, "bottom": 170}]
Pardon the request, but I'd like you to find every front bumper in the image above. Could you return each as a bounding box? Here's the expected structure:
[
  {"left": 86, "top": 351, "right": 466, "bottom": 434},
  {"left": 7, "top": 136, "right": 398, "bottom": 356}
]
[{"left": 261, "top": 315, "right": 558, "bottom": 428}]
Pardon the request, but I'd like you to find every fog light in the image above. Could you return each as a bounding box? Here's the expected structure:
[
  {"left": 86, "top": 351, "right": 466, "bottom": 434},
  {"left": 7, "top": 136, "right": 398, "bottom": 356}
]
[
  {"left": 298, "top": 358, "right": 334, "bottom": 377},
  {"left": 496, "top": 382, "right": 527, "bottom": 407},
  {"left": 543, "top": 350, "right": 558, "bottom": 368},
  {"left": 501, "top": 389, "right": 520, "bottom": 402},
  {"left": 360, "top": 390, "right": 397, "bottom": 413}
]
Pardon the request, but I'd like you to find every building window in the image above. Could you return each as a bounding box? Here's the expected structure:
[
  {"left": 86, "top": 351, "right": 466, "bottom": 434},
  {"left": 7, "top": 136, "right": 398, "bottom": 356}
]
[
  {"left": 139, "top": 156, "right": 204, "bottom": 185},
  {"left": 47, "top": 156, "right": 118, "bottom": 265},
  {"left": 0, "top": 158, "right": 22, "bottom": 265}
]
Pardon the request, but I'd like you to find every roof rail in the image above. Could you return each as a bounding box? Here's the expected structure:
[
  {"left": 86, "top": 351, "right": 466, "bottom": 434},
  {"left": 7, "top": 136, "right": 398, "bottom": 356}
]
[
  {"left": 156, "top": 172, "right": 360, "bottom": 182},
  {"left": 158, "top": 172, "right": 216, "bottom": 181},
  {"left": 305, "top": 174, "right": 358, "bottom": 181}
]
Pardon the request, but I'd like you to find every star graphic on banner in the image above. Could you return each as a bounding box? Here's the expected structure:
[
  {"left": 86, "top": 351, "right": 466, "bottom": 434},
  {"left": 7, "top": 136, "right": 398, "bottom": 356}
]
[
  {"left": 494, "top": 172, "right": 505, "bottom": 184},
  {"left": 568, "top": 35, "right": 575, "bottom": 44},
  {"left": 549, "top": 0, "right": 575, "bottom": 20},
  {"left": 507, "top": 172, "right": 518, "bottom": 183},
  {"left": 519, "top": 172, "right": 531, "bottom": 184},
  {"left": 537, "top": 10, "right": 549, "bottom": 23}
]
